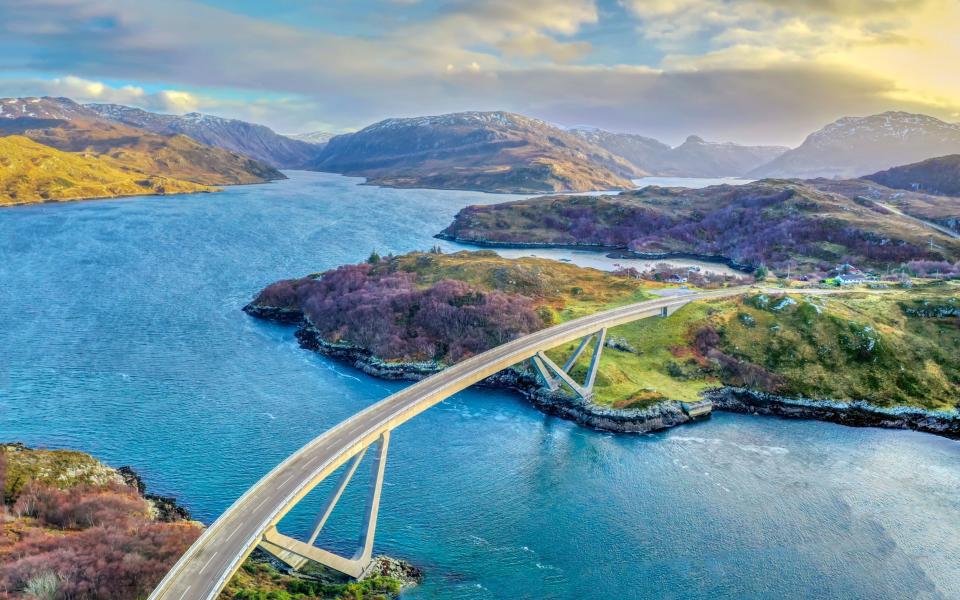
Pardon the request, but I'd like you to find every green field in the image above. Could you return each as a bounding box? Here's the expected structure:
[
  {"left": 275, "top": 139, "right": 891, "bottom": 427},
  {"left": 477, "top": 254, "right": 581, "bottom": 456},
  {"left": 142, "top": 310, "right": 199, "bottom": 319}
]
[{"left": 550, "top": 285, "right": 959, "bottom": 412}]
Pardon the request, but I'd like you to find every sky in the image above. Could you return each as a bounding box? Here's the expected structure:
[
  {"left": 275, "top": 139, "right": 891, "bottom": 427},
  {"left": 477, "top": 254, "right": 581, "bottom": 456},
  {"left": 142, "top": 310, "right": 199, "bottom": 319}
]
[{"left": 0, "top": 0, "right": 958, "bottom": 146}]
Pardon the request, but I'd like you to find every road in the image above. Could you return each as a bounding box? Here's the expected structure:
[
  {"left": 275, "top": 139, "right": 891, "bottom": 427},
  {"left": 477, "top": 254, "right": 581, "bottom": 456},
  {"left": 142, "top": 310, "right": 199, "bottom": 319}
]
[
  {"left": 871, "top": 199, "right": 960, "bottom": 240},
  {"left": 149, "top": 284, "right": 845, "bottom": 600}
]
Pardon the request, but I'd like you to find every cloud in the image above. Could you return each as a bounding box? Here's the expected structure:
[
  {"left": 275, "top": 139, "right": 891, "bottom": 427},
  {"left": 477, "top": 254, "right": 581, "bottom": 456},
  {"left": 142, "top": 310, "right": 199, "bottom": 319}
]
[
  {"left": 2, "top": 75, "right": 201, "bottom": 113},
  {"left": 0, "top": 0, "right": 957, "bottom": 144}
]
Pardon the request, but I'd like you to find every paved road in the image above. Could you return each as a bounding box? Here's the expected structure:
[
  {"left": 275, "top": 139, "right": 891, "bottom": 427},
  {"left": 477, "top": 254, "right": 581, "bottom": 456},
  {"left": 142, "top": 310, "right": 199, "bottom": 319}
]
[
  {"left": 871, "top": 199, "right": 960, "bottom": 240},
  {"left": 149, "top": 284, "right": 842, "bottom": 600}
]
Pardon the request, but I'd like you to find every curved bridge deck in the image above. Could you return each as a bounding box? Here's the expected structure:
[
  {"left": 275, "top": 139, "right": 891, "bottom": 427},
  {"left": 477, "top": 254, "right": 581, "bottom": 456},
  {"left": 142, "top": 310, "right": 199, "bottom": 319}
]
[{"left": 150, "top": 285, "right": 783, "bottom": 599}]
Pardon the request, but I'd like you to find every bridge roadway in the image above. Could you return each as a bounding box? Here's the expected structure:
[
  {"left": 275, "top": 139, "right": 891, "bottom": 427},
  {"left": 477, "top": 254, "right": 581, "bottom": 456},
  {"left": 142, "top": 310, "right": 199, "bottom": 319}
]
[{"left": 150, "top": 284, "right": 806, "bottom": 600}]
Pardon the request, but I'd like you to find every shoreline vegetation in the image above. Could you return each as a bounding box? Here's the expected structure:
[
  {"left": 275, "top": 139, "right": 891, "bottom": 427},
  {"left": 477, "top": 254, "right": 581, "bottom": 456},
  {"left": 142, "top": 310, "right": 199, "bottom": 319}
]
[
  {"left": 0, "top": 443, "right": 420, "bottom": 600},
  {"left": 245, "top": 250, "right": 960, "bottom": 440},
  {"left": 437, "top": 180, "right": 960, "bottom": 274}
]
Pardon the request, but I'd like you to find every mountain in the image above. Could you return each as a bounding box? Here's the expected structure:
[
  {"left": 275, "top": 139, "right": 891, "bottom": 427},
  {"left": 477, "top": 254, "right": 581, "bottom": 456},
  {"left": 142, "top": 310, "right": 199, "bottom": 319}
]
[
  {"left": 308, "top": 111, "right": 641, "bottom": 193},
  {"left": 654, "top": 135, "right": 788, "bottom": 177},
  {"left": 0, "top": 97, "right": 283, "bottom": 185},
  {"left": 569, "top": 129, "right": 787, "bottom": 177},
  {"left": 864, "top": 154, "right": 960, "bottom": 197},
  {"left": 568, "top": 128, "right": 670, "bottom": 173},
  {"left": 0, "top": 135, "right": 212, "bottom": 206},
  {"left": 284, "top": 130, "right": 335, "bottom": 146},
  {"left": 751, "top": 112, "right": 960, "bottom": 179},
  {"left": 0, "top": 95, "right": 93, "bottom": 120},
  {"left": 439, "top": 179, "right": 960, "bottom": 272},
  {"left": 86, "top": 103, "right": 321, "bottom": 168}
]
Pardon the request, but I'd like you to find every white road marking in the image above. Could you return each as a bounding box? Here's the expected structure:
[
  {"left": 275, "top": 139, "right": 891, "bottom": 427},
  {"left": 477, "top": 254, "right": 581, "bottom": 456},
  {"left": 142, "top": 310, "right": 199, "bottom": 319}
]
[
  {"left": 225, "top": 527, "right": 241, "bottom": 544},
  {"left": 200, "top": 551, "right": 218, "bottom": 574},
  {"left": 155, "top": 287, "right": 884, "bottom": 599},
  {"left": 176, "top": 586, "right": 191, "bottom": 600}
]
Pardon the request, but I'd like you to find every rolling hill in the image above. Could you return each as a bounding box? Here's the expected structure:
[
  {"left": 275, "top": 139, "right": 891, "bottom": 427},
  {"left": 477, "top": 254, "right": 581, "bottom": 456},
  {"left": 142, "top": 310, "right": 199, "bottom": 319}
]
[
  {"left": 439, "top": 179, "right": 960, "bottom": 272},
  {"left": 0, "top": 135, "right": 212, "bottom": 206},
  {"left": 864, "top": 154, "right": 960, "bottom": 197},
  {"left": 806, "top": 177, "right": 960, "bottom": 235},
  {"left": 308, "top": 111, "right": 641, "bottom": 193}
]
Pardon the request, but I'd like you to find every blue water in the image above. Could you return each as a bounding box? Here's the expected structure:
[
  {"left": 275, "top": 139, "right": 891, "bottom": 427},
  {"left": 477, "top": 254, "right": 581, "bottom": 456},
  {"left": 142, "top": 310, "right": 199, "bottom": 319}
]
[{"left": 1, "top": 171, "right": 958, "bottom": 599}]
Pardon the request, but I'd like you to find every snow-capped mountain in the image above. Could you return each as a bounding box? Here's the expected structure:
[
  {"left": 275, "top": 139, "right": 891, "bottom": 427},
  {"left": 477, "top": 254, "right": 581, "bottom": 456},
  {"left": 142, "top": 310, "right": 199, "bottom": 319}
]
[
  {"left": 284, "top": 131, "right": 335, "bottom": 145},
  {"left": 751, "top": 111, "right": 960, "bottom": 179},
  {"left": 0, "top": 97, "right": 99, "bottom": 121},
  {"left": 308, "top": 110, "right": 643, "bottom": 193},
  {"left": 86, "top": 104, "right": 322, "bottom": 168}
]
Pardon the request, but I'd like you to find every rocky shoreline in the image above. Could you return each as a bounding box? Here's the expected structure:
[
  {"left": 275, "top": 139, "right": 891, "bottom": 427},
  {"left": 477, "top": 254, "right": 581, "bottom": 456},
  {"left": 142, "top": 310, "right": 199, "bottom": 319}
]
[
  {"left": 706, "top": 387, "right": 960, "bottom": 439},
  {"left": 433, "top": 233, "right": 756, "bottom": 272},
  {"left": 116, "top": 465, "right": 194, "bottom": 522},
  {"left": 244, "top": 302, "right": 960, "bottom": 440}
]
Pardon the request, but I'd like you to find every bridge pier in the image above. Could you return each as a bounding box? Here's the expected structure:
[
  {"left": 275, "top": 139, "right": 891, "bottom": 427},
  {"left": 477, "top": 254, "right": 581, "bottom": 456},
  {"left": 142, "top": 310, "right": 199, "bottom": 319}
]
[
  {"left": 147, "top": 294, "right": 713, "bottom": 600},
  {"left": 258, "top": 431, "right": 390, "bottom": 579},
  {"left": 531, "top": 328, "right": 607, "bottom": 400}
]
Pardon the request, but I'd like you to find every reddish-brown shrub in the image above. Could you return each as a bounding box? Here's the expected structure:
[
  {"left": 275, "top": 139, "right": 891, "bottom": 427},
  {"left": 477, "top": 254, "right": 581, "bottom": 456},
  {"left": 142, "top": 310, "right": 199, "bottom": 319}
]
[
  {"left": 252, "top": 263, "right": 544, "bottom": 363},
  {"left": 1, "top": 482, "right": 200, "bottom": 600},
  {"left": 13, "top": 483, "right": 148, "bottom": 530}
]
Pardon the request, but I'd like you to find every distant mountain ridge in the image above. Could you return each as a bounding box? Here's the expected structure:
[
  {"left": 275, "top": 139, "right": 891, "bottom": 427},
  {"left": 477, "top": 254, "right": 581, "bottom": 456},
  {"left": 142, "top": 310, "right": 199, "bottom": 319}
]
[
  {"left": 86, "top": 103, "right": 321, "bottom": 168},
  {"left": 0, "top": 96, "right": 283, "bottom": 205},
  {"left": 570, "top": 129, "right": 787, "bottom": 177},
  {"left": 309, "top": 111, "right": 642, "bottom": 193},
  {"left": 751, "top": 111, "right": 960, "bottom": 179},
  {"left": 568, "top": 128, "right": 670, "bottom": 174},
  {"left": 284, "top": 130, "right": 335, "bottom": 145}
]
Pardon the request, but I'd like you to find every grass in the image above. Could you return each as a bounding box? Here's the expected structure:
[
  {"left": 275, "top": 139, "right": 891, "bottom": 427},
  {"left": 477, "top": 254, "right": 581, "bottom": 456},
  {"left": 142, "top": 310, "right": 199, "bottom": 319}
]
[
  {"left": 0, "top": 135, "right": 212, "bottom": 205},
  {"left": 546, "top": 302, "right": 720, "bottom": 406},
  {"left": 553, "top": 285, "right": 960, "bottom": 411},
  {"left": 377, "top": 250, "right": 657, "bottom": 311},
  {"left": 2, "top": 443, "right": 123, "bottom": 502},
  {"left": 222, "top": 559, "right": 402, "bottom": 600},
  {"left": 375, "top": 251, "right": 959, "bottom": 412}
]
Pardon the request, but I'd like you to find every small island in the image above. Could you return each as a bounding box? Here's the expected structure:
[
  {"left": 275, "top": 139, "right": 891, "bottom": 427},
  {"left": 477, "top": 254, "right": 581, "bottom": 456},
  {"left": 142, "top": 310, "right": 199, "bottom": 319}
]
[{"left": 245, "top": 250, "right": 960, "bottom": 438}]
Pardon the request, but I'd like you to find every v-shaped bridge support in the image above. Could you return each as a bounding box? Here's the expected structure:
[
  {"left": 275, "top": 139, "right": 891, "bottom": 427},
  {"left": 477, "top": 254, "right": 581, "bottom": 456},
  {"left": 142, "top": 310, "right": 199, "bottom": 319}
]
[
  {"left": 259, "top": 431, "right": 390, "bottom": 579},
  {"left": 530, "top": 328, "right": 607, "bottom": 400}
]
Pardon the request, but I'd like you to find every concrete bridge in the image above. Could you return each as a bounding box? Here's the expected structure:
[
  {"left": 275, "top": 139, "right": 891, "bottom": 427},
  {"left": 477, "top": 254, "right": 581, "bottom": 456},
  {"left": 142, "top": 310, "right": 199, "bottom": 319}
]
[{"left": 150, "top": 286, "right": 762, "bottom": 600}]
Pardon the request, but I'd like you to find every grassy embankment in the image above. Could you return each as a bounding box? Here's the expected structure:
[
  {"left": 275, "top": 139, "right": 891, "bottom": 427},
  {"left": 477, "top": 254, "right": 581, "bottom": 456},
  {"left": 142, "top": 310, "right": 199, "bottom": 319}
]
[{"left": 255, "top": 250, "right": 959, "bottom": 413}]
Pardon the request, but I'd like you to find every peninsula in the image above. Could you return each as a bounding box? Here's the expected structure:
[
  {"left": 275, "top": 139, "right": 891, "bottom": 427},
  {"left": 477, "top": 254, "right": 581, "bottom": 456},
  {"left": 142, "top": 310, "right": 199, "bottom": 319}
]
[{"left": 245, "top": 250, "right": 959, "bottom": 437}]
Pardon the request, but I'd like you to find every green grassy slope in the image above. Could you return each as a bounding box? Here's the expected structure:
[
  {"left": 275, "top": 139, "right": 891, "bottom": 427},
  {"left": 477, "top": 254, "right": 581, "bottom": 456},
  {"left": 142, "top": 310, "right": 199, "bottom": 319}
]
[
  {"left": 254, "top": 250, "right": 959, "bottom": 412},
  {"left": 0, "top": 135, "right": 213, "bottom": 205}
]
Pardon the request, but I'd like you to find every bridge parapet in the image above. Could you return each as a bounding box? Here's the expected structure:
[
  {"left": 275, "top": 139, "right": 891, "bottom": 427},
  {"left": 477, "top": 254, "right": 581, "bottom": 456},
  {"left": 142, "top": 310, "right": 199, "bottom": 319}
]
[{"left": 148, "top": 289, "right": 764, "bottom": 600}]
